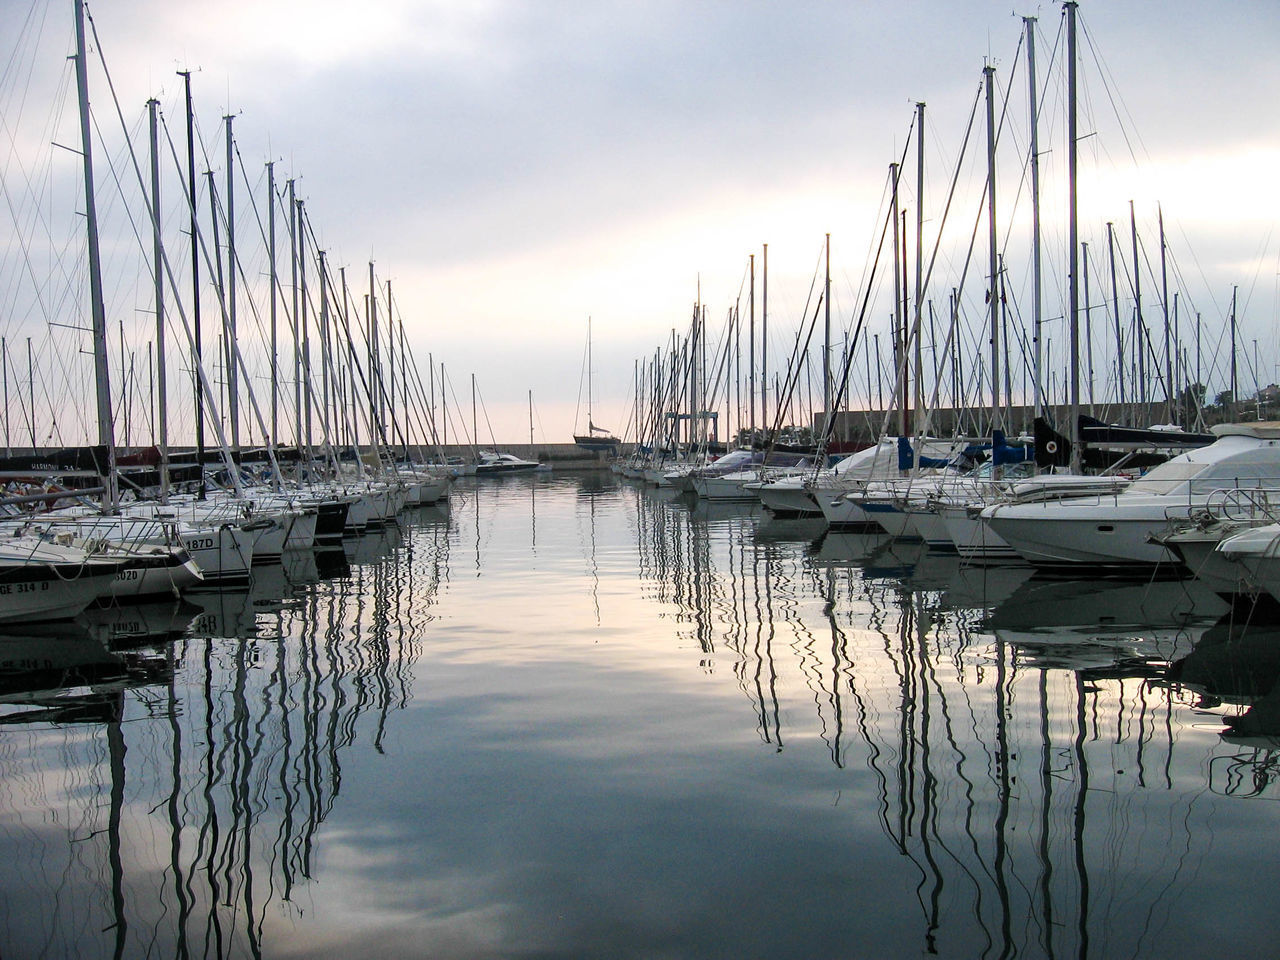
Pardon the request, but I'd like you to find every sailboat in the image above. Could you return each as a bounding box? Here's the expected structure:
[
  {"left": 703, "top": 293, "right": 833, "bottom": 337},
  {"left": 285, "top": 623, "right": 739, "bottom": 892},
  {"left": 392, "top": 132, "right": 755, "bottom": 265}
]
[{"left": 574, "top": 318, "right": 620, "bottom": 452}]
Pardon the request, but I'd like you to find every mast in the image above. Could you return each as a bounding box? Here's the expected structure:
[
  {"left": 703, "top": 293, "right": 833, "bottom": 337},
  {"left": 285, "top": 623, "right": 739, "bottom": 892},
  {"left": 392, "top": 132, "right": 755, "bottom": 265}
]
[
  {"left": 1255, "top": 338, "right": 1262, "bottom": 420},
  {"left": 386, "top": 280, "right": 396, "bottom": 446},
  {"left": 1230, "top": 286, "right": 1239, "bottom": 421},
  {"left": 2, "top": 337, "right": 8, "bottom": 455},
  {"left": 299, "top": 199, "right": 312, "bottom": 455},
  {"left": 204, "top": 170, "right": 228, "bottom": 439},
  {"left": 1129, "top": 200, "right": 1144, "bottom": 425},
  {"left": 824, "top": 233, "right": 832, "bottom": 440},
  {"left": 318, "top": 250, "right": 333, "bottom": 483},
  {"left": 984, "top": 63, "right": 1000, "bottom": 440},
  {"left": 891, "top": 162, "right": 905, "bottom": 436},
  {"left": 749, "top": 253, "right": 756, "bottom": 441},
  {"left": 1195, "top": 312, "right": 1202, "bottom": 427},
  {"left": 761, "top": 243, "right": 769, "bottom": 438},
  {"left": 400, "top": 308, "right": 410, "bottom": 454},
  {"left": 369, "top": 262, "right": 380, "bottom": 440},
  {"left": 1173, "top": 292, "right": 1181, "bottom": 422},
  {"left": 288, "top": 178, "right": 300, "bottom": 450},
  {"left": 913, "top": 101, "right": 925, "bottom": 433},
  {"left": 178, "top": 68, "right": 203, "bottom": 499},
  {"left": 1159, "top": 206, "right": 1172, "bottom": 421},
  {"left": 1082, "top": 241, "right": 1094, "bottom": 413},
  {"left": 1067, "top": 1, "right": 1081, "bottom": 471},
  {"left": 339, "top": 265, "right": 349, "bottom": 448},
  {"left": 75, "top": 0, "right": 118, "bottom": 509},
  {"left": 1107, "top": 222, "right": 1124, "bottom": 416},
  {"left": 1026, "top": 16, "right": 1044, "bottom": 421},
  {"left": 26, "top": 339, "right": 34, "bottom": 449},
  {"left": 225, "top": 114, "right": 239, "bottom": 448},
  {"left": 148, "top": 98, "right": 169, "bottom": 499},
  {"left": 698, "top": 301, "right": 705, "bottom": 450},
  {"left": 267, "top": 161, "right": 278, "bottom": 446}
]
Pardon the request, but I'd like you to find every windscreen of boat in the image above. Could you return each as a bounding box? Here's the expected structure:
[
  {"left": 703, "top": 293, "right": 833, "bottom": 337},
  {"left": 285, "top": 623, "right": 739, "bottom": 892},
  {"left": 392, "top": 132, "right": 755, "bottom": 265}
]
[
  {"left": 701, "top": 449, "right": 758, "bottom": 474},
  {"left": 763, "top": 452, "right": 812, "bottom": 468},
  {"left": 1126, "top": 452, "right": 1280, "bottom": 496},
  {"left": 1124, "top": 460, "right": 1207, "bottom": 495},
  {"left": 1187, "top": 453, "right": 1280, "bottom": 495}
]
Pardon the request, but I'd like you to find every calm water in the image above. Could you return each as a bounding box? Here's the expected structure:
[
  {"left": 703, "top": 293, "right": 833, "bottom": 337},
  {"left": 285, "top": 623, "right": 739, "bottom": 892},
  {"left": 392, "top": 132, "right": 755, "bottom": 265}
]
[{"left": 2, "top": 472, "right": 1279, "bottom": 959}]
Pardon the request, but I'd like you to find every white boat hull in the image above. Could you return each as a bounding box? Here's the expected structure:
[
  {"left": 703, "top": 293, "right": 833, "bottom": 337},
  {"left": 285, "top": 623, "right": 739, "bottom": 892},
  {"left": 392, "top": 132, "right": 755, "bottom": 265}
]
[
  {"left": 983, "top": 500, "right": 1189, "bottom": 568},
  {"left": 936, "top": 502, "right": 1020, "bottom": 562}
]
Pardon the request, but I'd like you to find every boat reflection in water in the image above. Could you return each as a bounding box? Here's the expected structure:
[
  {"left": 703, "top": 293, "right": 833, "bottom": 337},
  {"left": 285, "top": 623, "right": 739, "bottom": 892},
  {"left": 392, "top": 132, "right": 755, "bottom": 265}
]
[
  {"left": 632, "top": 480, "right": 1279, "bottom": 958},
  {"left": 1, "top": 476, "right": 1277, "bottom": 958},
  {"left": 1168, "top": 619, "right": 1280, "bottom": 760},
  {"left": 0, "top": 506, "right": 452, "bottom": 960}
]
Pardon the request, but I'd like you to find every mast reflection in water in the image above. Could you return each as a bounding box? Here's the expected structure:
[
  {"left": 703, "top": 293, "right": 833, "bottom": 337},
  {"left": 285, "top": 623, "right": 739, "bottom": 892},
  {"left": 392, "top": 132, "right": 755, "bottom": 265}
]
[{"left": 2, "top": 476, "right": 1278, "bottom": 959}]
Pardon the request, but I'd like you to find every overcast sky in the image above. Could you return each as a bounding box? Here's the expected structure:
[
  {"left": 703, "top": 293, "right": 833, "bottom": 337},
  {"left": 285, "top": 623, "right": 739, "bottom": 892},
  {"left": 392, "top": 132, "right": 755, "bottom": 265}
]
[{"left": 3, "top": 0, "right": 1279, "bottom": 445}]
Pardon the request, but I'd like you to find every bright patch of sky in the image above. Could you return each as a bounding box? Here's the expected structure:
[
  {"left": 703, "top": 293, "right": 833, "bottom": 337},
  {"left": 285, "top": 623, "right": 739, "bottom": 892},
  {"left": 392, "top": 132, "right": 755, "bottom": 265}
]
[{"left": 2, "top": 0, "right": 1278, "bottom": 445}]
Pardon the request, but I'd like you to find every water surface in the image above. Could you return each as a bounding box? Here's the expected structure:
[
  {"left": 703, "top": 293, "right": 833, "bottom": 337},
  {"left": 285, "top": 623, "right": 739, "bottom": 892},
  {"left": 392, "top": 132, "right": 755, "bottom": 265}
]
[{"left": 2, "top": 472, "right": 1278, "bottom": 958}]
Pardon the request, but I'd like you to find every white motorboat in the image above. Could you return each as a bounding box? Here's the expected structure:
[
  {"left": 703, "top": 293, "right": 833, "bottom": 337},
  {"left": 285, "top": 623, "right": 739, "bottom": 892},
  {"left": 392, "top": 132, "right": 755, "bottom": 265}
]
[
  {"left": 1215, "top": 522, "right": 1280, "bottom": 602},
  {"left": 981, "top": 423, "right": 1280, "bottom": 569},
  {"left": 474, "top": 451, "right": 541, "bottom": 474},
  {"left": 1150, "top": 493, "right": 1277, "bottom": 597},
  {"left": 937, "top": 472, "right": 1132, "bottom": 562}
]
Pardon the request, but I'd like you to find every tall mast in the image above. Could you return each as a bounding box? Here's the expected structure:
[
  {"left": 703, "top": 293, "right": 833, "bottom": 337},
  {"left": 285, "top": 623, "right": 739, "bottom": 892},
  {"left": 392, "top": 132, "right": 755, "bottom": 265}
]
[
  {"left": 339, "top": 265, "right": 349, "bottom": 447},
  {"left": 1067, "top": 1, "right": 1081, "bottom": 471},
  {"left": 178, "top": 68, "right": 204, "bottom": 499},
  {"left": 2, "top": 337, "right": 8, "bottom": 455},
  {"left": 26, "top": 339, "right": 34, "bottom": 448},
  {"left": 1129, "top": 200, "right": 1144, "bottom": 425},
  {"left": 1230, "top": 286, "right": 1239, "bottom": 422},
  {"left": 1195, "top": 312, "right": 1202, "bottom": 426},
  {"left": 387, "top": 280, "right": 396, "bottom": 442},
  {"left": 984, "top": 63, "right": 999, "bottom": 439},
  {"left": 399, "top": 296, "right": 410, "bottom": 456},
  {"left": 748, "top": 253, "right": 756, "bottom": 441},
  {"left": 891, "top": 162, "right": 905, "bottom": 436},
  {"left": 823, "top": 233, "right": 832, "bottom": 439},
  {"left": 761, "top": 243, "right": 769, "bottom": 437},
  {"left": 1173, "top": 292, "right": 1181, "bottom": 421},
  {"left": 299, "top": 199, "right": 312, "bottom": 455},
  {"left": 1108, "top": 221, "right": 1124, "bottom": 415},
  {"left": 224, "top": 114, "right": 239, "bottom": 448},
  {"left": 75, "top": 0, "right": 118, "bottom": 510},
  {"left": 913, "top": 101, "right": 925, "bottom": 432},
  {"left": 267, "top": 161, "right": 278, "bottom": 446},
  {"left": 318, "top": 250, "right": 333, "bottom": 477},
  {"left": 1159, "top": 206, "right": 1172, "bottom": 421},
  {"left": 148, "top": 98, "right": 169, "bottom": 499},
  {"left": 369, "top": 262, "right": 380, "bottom": 438},
  {"left": 288, "top": 178, "right": 300, "bottom": 450},
  {"left": 204, "top": 170, "right": 227, "bottom": 436},
  {"left": 1026, "top": 16, "right": 1044, "bottom": 421},
  {"left": 1083, "top": 241, "right": 1094, "bottom": 413}
]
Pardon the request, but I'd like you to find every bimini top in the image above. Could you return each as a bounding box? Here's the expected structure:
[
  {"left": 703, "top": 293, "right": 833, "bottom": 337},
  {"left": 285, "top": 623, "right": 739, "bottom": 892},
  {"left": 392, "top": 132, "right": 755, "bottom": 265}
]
[{"left": 1211, "top": 421, "right": 1280, "bottom": 440}]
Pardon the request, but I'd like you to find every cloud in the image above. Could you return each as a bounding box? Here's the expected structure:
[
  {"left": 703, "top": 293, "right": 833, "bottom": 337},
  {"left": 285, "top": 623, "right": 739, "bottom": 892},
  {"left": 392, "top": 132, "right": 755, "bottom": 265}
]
[{"left": 3, "top": 0, "right": 1279, "bottom": 442}]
